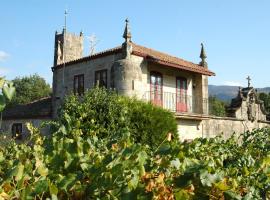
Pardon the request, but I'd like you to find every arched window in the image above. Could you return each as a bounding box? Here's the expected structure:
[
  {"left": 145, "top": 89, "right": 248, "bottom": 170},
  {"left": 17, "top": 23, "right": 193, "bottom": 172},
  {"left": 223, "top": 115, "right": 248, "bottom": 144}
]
[{"left": 150, "top": 72, "right": 163, "bottom": 106}]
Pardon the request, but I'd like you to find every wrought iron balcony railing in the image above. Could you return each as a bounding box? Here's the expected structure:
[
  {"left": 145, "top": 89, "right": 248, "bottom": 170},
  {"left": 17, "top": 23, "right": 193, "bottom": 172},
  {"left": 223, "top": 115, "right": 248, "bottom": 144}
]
[{"left": 142, "top": 91, "right": 208, "bottom": 114}]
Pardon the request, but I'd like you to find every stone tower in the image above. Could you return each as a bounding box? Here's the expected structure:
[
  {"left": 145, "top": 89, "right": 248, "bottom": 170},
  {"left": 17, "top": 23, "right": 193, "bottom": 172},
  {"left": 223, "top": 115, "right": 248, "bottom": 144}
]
[
  {"left": 53, "top": 29, "right": 83, "bottom": 66},
  {"left": 52, "top": 28, "right": 83, "bottom": 119}
]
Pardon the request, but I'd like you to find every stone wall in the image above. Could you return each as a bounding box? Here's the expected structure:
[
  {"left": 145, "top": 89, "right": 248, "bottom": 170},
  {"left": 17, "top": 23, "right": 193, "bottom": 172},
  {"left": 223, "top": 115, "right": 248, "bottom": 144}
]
[
  {"left": 177, "top": 115, "right": 270, "bottom": 141},
  {"left": 1, "top": 118, "right": 51, "bottom": 139}
]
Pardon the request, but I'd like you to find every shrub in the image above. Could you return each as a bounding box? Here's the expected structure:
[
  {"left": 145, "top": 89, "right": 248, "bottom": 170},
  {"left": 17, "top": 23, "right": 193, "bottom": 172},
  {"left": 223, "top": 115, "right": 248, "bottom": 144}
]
[
  {"left": 0, "top": 132, "right": 13, "bottom": 148},
  {"left": 58, "top": 87, "right": 178, "bottom": 148},
  {"left": 124, "top": 98, "right": 178, "bottom": 149}
]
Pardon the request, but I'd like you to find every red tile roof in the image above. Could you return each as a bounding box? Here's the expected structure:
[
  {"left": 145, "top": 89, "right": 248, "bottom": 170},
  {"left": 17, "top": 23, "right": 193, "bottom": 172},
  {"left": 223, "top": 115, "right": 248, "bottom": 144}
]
[
  {"left": 52, "top": 43, "right": 215, "bottom": 76},
  {"left": 132, "top": 44, "right": 215, "bottom": 76}
]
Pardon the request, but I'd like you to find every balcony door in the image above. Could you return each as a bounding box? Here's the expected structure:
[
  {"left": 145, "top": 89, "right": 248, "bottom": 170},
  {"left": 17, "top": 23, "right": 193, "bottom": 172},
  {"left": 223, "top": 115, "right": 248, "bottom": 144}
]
[
  {"left": 150, "top": 72, "right": 163, "bottom": 106},
  {"left": 176, "top": 77, "right": 187, "bottom": 112}
]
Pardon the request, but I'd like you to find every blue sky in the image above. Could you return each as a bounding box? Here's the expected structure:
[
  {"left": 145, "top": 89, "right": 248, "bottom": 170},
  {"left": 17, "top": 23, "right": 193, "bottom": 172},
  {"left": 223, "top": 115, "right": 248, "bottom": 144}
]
[{"left": 1, "top": 1, "right": 270, "bottom": 88}]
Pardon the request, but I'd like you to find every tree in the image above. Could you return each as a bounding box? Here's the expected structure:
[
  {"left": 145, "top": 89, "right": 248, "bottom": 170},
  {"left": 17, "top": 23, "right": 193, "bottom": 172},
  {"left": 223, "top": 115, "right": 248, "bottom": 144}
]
[
  {"left": 209, "top": 96, "right": 226, "bottom": 117},
  {"left": 258, "top": 92, "right": 270, "bottom": 113},
  {"left": 9, "top": 74, "right": 51, "bottom": 106}
]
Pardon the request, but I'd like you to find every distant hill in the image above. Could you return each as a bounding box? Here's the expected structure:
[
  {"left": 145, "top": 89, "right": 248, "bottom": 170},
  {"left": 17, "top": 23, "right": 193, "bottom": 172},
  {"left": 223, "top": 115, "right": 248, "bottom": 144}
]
[{"left": 209, "top": 85, "right": 270, "bottom": 102}]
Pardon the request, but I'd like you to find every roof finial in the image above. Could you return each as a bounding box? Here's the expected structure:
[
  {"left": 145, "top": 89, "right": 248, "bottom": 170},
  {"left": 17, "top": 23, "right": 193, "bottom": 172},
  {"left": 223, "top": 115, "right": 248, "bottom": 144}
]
[
  {"left": 63, "top": 9, "right": 68, "bottom": 32},
  {"left": 123, "top": 18, "right": 132, "bottom": 42},
  {"left": 199, "top": 43, "right": 208, "bottom": 68},
  {"left": 247, "top": 76, "right": 251, "bottom": 88}
]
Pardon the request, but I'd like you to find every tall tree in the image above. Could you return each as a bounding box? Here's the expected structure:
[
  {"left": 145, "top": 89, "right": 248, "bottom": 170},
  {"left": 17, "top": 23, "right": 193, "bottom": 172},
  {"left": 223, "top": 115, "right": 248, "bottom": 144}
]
[
  {"left": 209, "top": 95, "right": 227, "bottom": 117},
  {"left": 9, "top": 74, "right": 51, "bottom": 105}
]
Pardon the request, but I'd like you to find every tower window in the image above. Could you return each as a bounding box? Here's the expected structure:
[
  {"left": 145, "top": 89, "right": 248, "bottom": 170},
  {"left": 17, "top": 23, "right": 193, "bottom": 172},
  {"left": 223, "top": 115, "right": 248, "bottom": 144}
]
[
  {"left": 74, "top": 74, "right": 84, "bottom": 96},
  {"left": 95, "top": 69, "right": 107, "bottom": 88},
  {"left": 12, "top": 123, "right": 22, "bottom": 139}
]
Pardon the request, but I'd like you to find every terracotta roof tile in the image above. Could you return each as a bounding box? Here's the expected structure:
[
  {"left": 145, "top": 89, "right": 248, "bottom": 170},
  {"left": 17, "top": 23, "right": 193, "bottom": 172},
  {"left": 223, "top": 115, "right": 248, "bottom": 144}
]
[
  {"left": 52, "top": 46, "right": 122, "bottom": 71},
  {"left": 132, "top": 43, "right": 215, "bottom": 76},
  {"left": 52, "top": 43, "right": 215, "bottom": 76}
]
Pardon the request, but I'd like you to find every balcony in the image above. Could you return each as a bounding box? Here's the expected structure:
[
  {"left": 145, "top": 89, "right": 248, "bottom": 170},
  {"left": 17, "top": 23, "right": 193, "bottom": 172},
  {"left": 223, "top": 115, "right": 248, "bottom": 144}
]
[{"left": 142, "top": 91, "right": 208, "bottom": 115}]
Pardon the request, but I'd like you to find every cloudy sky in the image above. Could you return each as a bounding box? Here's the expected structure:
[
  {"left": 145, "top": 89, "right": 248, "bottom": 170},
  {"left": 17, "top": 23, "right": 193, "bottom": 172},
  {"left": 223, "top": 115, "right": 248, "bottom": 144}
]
[{"left": 1, "top": 0, "right": 270, "bottom": 87}]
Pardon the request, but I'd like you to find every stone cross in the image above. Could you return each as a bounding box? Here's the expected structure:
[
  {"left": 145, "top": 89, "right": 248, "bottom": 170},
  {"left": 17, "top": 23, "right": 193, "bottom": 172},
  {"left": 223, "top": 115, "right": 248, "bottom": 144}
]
[
  {"left": 246, "top": 76, "right": 251, "bottom": 88},
  {"left": 64, "top": 9, "right": 68, "bottom": 30}
]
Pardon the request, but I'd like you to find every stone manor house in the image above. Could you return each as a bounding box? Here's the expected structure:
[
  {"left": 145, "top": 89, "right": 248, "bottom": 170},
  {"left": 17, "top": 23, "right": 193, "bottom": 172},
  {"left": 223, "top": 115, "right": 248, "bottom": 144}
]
[{"left": 2, "top": 20, "right": 270, "bottom": 140}]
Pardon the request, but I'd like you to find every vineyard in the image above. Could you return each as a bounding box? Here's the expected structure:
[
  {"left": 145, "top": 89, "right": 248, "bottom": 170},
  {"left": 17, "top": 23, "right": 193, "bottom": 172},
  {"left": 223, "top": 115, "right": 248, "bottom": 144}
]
[{"left": 1, "top": 89, "right": 270, "bottom": 199}]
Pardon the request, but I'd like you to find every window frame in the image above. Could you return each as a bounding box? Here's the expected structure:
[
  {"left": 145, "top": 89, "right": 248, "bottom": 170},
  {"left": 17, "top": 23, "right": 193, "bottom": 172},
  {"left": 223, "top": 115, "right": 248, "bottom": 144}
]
[
  {"left": 95, "top": 69, "right": 108, "bottom": 88},
  {"left": 12, "top": 123, "right": 22, "bottom": 139},
  {"left": 150, "top": 71, "right": 163, "bottom": 106},
  {"left": 73, "top": 74, "right": 84, "bottom": 96},
  {"left": 176, "top": 76, "right": 188, "bottom": 112}
]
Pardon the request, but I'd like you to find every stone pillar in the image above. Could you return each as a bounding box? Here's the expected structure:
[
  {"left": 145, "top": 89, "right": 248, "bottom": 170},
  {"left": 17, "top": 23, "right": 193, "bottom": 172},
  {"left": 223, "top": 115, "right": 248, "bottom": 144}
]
[{"left": 202, "top": 75, "right": 209, "bottom": 115}]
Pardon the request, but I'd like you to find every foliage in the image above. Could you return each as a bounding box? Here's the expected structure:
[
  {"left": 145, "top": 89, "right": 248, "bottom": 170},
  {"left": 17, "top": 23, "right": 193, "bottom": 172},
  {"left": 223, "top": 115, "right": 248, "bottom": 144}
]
[
  {"left": 59, "top": 87, "right": 178, "bottom": 148},
  {"left": 1, "top": 87, "right": 270, "bottom": 199},
  {"left": 9, "top": 74, "right": 51, "bottom": 106},
  {"left": 0, "top": 132, "right": 13, "bottom": 148},
  {"left": 258, "top": 92, "right": 270, "bottom": 113},
  {"left": 124, "top": 98, "right": 178, "bottom": 149},
  {"left": 0, "top": 77, "right": 15, "bottom": 112},
  {"left": 0, "top": 77, "right": 15, "bottom": 130},
  {"left": 1, "top": 120, "right": 270, "bottom": 199},
  {"left": 209, "top": 95, "right": 227, "bottom": 117}
]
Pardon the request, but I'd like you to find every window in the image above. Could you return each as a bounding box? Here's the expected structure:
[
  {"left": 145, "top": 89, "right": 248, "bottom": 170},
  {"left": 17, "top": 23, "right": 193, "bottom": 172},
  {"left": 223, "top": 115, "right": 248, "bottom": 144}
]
[
  {"left": 176, "top": 77, "right": 187, "bottom": 112},
  {"left": 12, "top": 123, "right": 22, "bottom": 139},
  {"left": 95, "top": 69, "right": 107, "bottom": 88},
  {"left": 74, "top": 74, "right": 84, "bottom": 95},
  {"left": 150, "top": 72, "right": 163, "bottom": 106}
]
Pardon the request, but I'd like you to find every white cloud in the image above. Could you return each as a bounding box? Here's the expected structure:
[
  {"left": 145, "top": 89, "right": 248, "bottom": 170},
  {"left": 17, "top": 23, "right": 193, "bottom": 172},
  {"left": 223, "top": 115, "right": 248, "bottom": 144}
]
[
  {"left": 0, "top": 51, "right": 10, "bottom": 62},
  {"left": 224, "top": 81, "right": 243, "bottom": 86}
]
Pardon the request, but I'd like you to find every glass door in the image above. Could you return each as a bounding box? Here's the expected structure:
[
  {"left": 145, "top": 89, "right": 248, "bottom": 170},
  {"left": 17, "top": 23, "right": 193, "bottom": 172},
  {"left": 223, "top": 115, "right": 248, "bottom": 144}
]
[
  {"left": 150, "top": 72, "right": 163, "bottom": 107},
  {"left": 176, "top": 77, "right": 187, "bottom": 112}
]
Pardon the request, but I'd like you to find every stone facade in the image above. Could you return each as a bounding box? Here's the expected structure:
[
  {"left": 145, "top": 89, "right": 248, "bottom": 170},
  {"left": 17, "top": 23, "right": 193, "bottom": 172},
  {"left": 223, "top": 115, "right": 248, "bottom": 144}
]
[
  {"left": 2, "top": 20, "right": 270, "bottom": 141},
  {"left": 177, "top": 87, "right": 270, "bottom": 141},
  {"left": 52, "top": 52, "right": 123, "bottom": 117},
  {"left": 177, "top": 116, "right": 270, "bottom": 141},
  {"left": 51, "top": 25, "right": 212, "bottom": 118},
  {"left": 1, "top": 118, "right": 51, "bottom": 139},
  {"left": 51, "top": 51, "right": 210, "bottom": 118}
]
